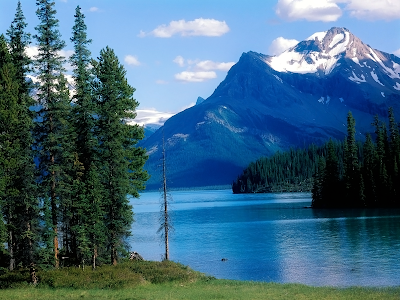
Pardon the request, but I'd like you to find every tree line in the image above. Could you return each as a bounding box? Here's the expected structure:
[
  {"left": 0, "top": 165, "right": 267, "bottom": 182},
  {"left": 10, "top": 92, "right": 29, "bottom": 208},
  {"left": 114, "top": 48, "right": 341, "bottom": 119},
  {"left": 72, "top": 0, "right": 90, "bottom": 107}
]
[
  {"left": 232, "top": 142, "right": 348, "bottom": 194},
  {"left": 0, "top": 1, "right": 148, "bottom": 273},
  {"left": 232, "top": 109, "right": 400, "bottom": 209},
  {"left": 312, "top": 109, "right": 400, "bottom": 208}
]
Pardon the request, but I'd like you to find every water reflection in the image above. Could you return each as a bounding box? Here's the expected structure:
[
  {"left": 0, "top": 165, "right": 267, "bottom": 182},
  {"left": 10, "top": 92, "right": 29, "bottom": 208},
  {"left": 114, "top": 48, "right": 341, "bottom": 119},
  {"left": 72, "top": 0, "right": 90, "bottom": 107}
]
[{"left": 130, "top": 191, "right": 400, "bottom": 286}]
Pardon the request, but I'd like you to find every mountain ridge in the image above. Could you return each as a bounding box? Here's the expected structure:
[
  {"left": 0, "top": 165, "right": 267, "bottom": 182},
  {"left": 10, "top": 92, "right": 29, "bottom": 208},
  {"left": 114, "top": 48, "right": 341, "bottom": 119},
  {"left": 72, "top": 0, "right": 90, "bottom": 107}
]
[{"left": 141, "top": 27, "right": 400, "bottom": 189}]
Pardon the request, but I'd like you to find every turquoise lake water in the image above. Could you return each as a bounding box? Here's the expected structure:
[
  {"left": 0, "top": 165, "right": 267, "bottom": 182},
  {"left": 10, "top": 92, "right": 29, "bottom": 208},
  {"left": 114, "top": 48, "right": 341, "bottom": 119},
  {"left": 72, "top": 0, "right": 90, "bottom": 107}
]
[{"left": 129, "top": 190, "right": 400, "bottom": 287}]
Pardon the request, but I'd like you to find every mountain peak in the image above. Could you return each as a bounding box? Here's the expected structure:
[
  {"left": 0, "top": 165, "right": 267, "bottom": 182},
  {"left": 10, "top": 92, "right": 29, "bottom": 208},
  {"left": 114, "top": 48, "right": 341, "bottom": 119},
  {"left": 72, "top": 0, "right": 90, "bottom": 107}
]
[{"left": 265, "top": 27, "right": 400, "bottom": 85}]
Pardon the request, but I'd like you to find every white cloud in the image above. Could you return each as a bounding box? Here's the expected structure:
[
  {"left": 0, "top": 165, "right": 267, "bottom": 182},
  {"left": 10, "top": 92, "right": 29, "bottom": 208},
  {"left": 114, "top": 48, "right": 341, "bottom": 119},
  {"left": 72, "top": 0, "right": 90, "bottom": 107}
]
[
  {"left": 173, "top": 55, "right": 185, "bottom": 67},
  {"left": 343, "top": 0, "right": 400, "bottom": 21},
  {"left": 174, "top": 56, "right": 234, "bottom": 71},
  {"left": 276, "top": 0, "right": 342, "bottom": 22},
  {"left": 195, "top": 60, "right": 234, "bottom": 71},
  {"left": 59, "top": 49, "right": 74, "bottom": 59},
  {"left": 124, "top": 55, "right": 141, "bottom": 66},
  {"left": 394, "top": 49, "right": 400, "bottom": 57},
  {"left": 175, "top": 71, "right": 217, "bottom": 82},
  {"left": 173, "top": 57, "right": 234, "bottom": 82},
  {"left": 89, "top": 7, "right": 99, "bottom": 12},
  {"left": 25, "top": 45, "right": 39, "bottom": 58},
  {"left": 275, "top": 0, "right": 400, "bottom": 22},
  {"left": 143, "top": 18, "right": 229, "bottom": 38},
  {"left": 269, "top": 37, "right": 299, "bottom": 55},
  {"left": 131, "top": 109, "right": 174, "bottom": 126}
]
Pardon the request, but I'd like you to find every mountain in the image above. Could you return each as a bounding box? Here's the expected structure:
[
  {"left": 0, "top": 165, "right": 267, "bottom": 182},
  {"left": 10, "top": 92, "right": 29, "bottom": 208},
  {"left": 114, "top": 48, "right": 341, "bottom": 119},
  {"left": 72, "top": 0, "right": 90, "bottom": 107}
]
[{"left": 140, "top": 27, "right": 400, "bottom": 190}]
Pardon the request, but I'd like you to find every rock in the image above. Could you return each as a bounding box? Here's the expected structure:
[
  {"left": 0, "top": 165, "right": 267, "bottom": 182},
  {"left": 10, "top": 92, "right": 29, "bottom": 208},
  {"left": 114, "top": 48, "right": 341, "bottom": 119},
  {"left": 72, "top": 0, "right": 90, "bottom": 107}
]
[{"left": 129, "top": 251, "right": 144, "bottom": 261}]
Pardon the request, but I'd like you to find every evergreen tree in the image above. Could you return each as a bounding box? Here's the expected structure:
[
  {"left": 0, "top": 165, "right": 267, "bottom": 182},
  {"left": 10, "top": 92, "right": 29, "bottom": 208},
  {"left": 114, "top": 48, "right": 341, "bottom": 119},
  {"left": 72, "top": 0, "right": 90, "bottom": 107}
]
[
  {"left": 343, "top": 111, "right": 364, "bottom": 207},
  {"left": 362, "top": 134, "right": 377, "bottom": 206},
  {"left": 0, "top": 34, "right": 20, "bottom": 270},
  {"left": 33, "top": 0, "right": 72, "bottom": 268},
  {"left": 69, "top": 6, "right": 105, "bottom": 269},
  {"left": 322, "top": 139, "right": 341, "bottom": 207},
  {"left": 388, "top": 107, "right": 399, "bottom": 201},
  {"left": 311, "top": 157, "right": 325, "bottom": 207},
  {"left": 93, "top": 47, "right": 148, "bottom": 265},
  {"left": 6, "top": 1, "right": 38, "bottom": 269}
]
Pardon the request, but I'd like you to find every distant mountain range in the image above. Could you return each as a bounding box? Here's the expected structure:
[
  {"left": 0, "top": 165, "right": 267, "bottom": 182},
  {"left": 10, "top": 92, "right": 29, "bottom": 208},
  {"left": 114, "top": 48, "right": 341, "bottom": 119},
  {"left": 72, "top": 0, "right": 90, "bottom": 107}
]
[{"left": 140, "top": 27, "right": 400, "bottom": 190}]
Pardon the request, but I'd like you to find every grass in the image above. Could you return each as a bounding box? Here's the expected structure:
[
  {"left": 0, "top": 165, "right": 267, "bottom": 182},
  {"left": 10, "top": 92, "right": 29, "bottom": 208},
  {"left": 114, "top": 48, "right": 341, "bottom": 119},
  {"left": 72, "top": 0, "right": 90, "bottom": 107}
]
[{"left": 0, "top": 260, "right": 399, "bottom": 300}]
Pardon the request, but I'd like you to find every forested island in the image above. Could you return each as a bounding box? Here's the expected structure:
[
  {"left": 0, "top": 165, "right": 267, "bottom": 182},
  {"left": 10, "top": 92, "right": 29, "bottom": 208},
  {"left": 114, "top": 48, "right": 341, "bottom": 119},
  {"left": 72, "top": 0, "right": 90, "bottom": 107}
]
[
  {"left": 232, "top": 109, "right": 400, "bottom": 208},
  {"left": 0, "top": 0, "right": 148, "bottom": 276}
]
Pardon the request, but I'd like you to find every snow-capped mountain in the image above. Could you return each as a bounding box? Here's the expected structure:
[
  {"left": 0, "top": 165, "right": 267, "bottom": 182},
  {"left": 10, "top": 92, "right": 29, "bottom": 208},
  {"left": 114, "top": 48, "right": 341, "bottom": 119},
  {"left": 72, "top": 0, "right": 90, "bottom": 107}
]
[
  {"left": 141, "top": 27, "right": 400, "bottom": 189},
  {"left": 267, "top": 27, "right": 400, "bottom": 93}
]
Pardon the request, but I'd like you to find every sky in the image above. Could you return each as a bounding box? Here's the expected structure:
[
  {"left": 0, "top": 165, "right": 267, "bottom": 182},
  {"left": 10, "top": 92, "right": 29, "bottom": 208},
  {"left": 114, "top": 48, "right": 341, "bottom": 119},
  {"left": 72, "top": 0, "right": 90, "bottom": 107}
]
[{"left": 1, "top": 0, "right": 400, "bottom": 126}]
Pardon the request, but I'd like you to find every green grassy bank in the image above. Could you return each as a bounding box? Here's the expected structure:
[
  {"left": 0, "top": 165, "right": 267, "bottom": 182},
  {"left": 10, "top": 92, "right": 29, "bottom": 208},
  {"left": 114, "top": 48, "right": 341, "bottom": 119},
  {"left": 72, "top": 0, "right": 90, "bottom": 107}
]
[{"left": 0, "top": 261, "right": 399, "bottom": 300}]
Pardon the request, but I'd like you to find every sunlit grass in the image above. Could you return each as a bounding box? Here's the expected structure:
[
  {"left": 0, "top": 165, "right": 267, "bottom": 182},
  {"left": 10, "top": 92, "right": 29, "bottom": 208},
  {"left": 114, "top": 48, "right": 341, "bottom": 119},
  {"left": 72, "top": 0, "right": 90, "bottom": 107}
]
[{"left": 0, "top": 261, "right": 399, "bottom": 299}]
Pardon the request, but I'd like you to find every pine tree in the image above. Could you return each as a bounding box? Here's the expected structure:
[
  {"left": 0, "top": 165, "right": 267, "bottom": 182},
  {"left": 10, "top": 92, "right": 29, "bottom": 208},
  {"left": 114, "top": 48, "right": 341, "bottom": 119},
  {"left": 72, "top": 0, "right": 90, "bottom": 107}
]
[
  {"left": 93, "top": 47, "right": 148, "bottom": 265},
  {"left": 6, "top": 1, "right": 38, "bottom": 269},
  {"left": 69, "top": 6, "right": 105, "bottom": 269},
  {"left": 33, "top": 0, "right": 72, "bottom": 268}
]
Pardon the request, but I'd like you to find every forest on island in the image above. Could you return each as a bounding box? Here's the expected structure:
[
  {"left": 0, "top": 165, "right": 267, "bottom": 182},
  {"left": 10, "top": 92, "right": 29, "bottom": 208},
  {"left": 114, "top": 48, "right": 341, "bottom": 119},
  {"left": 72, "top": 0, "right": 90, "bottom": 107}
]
[
  {"left": 0, "top": 0, "right": 148, "bottom": 274},
  {"left": 232, "top": 109, "right": 400, "bottom": 208}
]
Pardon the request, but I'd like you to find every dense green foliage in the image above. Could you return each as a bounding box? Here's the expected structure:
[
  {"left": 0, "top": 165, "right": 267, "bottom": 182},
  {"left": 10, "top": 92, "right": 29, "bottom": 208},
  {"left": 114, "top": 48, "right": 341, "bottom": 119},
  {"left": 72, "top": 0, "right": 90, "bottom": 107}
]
[
  {"left": 312, "top": 110, "right": 400, "bottom": 208},
  {"left": 0, "top": 1, "right": 148, "bottom": 274},
  {"left": 0, "top": 261, "right": 399, "bottom": 300},
  {"left": 233, "top": 109, "right": 400, "bottom": 208},
  {"left": 0, "top": 260, "right": 208, "bottom": 289},
  {"left": 232, "top": 142, "right": 345, "bottom": 194}
]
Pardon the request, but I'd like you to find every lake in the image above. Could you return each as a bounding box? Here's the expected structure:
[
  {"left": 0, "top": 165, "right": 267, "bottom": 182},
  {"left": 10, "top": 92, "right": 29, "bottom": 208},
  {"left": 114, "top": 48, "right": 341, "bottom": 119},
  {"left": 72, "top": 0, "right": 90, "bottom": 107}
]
[{"left": 129, "top": 190, "right": 400, "bottom": 287}]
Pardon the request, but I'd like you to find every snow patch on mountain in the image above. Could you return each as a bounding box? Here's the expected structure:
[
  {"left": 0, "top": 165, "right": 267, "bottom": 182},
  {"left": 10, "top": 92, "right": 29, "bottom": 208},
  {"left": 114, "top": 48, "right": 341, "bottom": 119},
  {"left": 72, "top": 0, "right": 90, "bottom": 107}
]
[
  {"left": 329, "top": 33, "right": 344, "bottom": 48},
  {"left": 352, "top": 57, "right": 362, "bottom": 67},
  {"left": 328, "top": 32, "right": 349, "bottom": 57},
  {"left": 349, "top": 71, "right": 366, "bottom": 83},
  {"left": 381, "top": 92, "right": 385, "bottom": 97},
  {"left": 307, "top": 31, "right": 327, "bottom": 42},
  {"left": 394, "top": 82, "right": 400, "bottom": 91},
  {"left": 371, "top": 71, "right": 384, "bottom": 86}
]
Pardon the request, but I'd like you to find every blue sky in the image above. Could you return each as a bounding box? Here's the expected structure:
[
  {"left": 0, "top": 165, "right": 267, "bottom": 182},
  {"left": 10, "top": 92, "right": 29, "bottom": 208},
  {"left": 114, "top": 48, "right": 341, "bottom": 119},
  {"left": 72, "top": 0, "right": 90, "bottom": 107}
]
[{"left": 1, "top": 0, "right": 400, "bottom": 125}]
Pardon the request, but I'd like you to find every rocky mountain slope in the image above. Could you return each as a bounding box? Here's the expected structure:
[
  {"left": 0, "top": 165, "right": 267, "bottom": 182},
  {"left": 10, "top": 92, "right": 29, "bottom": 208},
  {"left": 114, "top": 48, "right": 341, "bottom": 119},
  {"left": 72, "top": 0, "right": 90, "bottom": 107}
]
[{"left": 140, "top": 27, "right": 400, "bottom": 189}]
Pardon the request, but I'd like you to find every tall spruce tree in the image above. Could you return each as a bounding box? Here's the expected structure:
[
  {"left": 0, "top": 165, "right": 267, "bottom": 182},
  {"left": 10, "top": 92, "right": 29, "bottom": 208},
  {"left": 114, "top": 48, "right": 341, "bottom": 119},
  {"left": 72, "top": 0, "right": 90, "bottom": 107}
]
[
  {"left": 6, "top": 1, "right": 38, "bottom": 269},
  {"left": 343, "top": 111, "right": 364, "bottom": 207},
  {"left": 0, "top": 34, "right": 21, "bottom": 270},
  {"left": 362, "top": 134, "right": 377, "bottom": 206},
  {"left": 388, "top": 107, "right": 399, "bottom": 201},
  {"left": 93, "top": 47, "right": 148, "bottom": 265},
  {"left": 70, "top": 6, "right": 105, "bottom": 269},
  {"left": 33, "top": 0, "right": 72, "bottom": 268},
  {"left": 322, "top": 139, "right": 340, "bottom": 207}
]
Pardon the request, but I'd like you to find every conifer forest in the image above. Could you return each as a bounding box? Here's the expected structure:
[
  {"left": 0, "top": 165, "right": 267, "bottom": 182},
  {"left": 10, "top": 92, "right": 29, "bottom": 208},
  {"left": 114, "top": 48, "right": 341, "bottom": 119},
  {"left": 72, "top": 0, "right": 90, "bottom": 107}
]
[
  {"left": 232, "top": 109, "right": 400, "bottom": 209},
  {"left": 0, "top": 1, "right": 149, "bottom": 272}
]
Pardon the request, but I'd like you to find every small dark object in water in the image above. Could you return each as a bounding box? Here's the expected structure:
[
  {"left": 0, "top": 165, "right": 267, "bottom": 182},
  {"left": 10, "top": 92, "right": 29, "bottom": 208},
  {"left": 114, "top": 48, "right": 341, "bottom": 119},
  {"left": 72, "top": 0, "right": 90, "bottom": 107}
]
[
  {"left": 221, "top": 258, "right": 228, "bottom": 261},
  {"left": 130, "top": 251, "right": 144, "bottom": 261}
]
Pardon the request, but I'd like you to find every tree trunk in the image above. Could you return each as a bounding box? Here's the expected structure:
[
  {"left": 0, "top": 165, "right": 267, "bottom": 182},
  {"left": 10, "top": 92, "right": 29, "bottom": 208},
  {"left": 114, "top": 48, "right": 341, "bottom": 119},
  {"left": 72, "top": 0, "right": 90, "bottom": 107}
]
[{"left": 8, "top": 228, "right": 15, "bottom": 271}]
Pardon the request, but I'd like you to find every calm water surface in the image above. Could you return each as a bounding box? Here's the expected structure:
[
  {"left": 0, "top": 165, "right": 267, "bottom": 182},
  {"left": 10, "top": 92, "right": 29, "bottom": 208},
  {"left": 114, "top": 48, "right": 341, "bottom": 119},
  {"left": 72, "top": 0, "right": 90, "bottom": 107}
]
[{"left": 129, "top": 190, "right": 400, "bottom": 287}]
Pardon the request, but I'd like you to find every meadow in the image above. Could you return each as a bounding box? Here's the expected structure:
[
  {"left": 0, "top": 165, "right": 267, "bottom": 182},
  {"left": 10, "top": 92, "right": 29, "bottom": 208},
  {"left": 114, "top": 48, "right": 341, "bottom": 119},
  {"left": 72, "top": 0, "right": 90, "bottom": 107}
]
[{"left": 0, "top": 261, "right": 399, "bottom": 300}]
